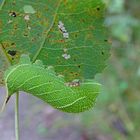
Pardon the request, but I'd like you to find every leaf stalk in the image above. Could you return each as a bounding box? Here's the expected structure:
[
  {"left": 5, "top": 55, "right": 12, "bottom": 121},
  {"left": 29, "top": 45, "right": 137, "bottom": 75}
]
[{"left": 15, "top": 92, "right": 20, "bottom": 140}]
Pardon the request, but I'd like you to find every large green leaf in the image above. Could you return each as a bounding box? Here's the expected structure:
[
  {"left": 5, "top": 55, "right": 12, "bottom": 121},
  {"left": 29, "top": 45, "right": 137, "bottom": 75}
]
[{"left": 0, "top": 0, "right": 110, "bottom": 84}]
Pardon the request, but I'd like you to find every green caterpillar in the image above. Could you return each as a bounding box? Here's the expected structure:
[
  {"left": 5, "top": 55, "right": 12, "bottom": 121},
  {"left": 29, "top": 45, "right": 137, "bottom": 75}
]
[{"left": 4, "top": 55, "right": 100, "bottom": 113}]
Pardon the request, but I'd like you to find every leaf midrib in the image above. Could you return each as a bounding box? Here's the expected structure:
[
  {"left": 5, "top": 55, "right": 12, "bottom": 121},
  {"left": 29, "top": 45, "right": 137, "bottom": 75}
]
[
  {"left": 0, "top": 0, "right": 6, "bottom": 10},
  {"left": 32, "top": 0, "right": 62, "bottom": 62},
  {"left": 0, "top": 0, "right": 62, "bottom": 66}
]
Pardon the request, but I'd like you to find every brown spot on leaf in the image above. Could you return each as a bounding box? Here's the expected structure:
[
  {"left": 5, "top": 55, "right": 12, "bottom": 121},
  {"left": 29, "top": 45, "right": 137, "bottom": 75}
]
[
  {"left": 11, "top": 42, "right": 16, "bottom": 47},
  {"left": 14, "top": 24, "right": 18, "bottom": 30},
  {"left": 2, "top": 41, "right": 11, "bottom": 48},
  {"left": 31, "top": 37, "right": 36, "bottom": 42},
  {"left": 55, "top": 39, "right": 65, "bottom": 43},
  {"left": 81, "top": 18, "right": 85, "bottom": 23},
  {"left": 23, "top": 32, "right": 28, "bottom": 37},
  {"left": 75, "top": 73, "right": 79, "bottom": 76},
  {"left": 12, "top": 2, "right": 16, "bottom": 5}
]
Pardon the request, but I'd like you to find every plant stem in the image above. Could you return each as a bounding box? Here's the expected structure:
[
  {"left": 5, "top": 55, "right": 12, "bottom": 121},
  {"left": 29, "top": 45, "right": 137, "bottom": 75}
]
[{"left": 15, "top": 92, "right": 20, "bottom": 140}]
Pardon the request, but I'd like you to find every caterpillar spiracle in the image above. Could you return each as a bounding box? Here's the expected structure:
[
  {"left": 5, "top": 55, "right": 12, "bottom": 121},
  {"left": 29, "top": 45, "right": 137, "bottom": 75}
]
[{"left": 3, "top": 55, "right": 100, "bottom": 113}]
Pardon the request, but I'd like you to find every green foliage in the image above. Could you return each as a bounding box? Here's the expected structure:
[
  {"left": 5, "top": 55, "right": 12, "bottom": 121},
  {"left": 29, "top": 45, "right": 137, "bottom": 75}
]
[
  {"left": 0, "top": 0, "right": 110, "bottom": 85},
  {"left": 5, "top": 55, "right": 100, "bottom": 113},
  {"left": 105, "top": 0, "right": 139, "bottom": 42},
  {"left": 0, "top": 0, "right": 111, "bottom": 115}
]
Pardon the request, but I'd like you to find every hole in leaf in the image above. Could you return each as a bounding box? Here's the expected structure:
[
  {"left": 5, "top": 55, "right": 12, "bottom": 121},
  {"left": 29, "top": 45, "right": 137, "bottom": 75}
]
[
  {"left": 8, "top": 50, "right": 17, "bottom": 56},
  {"left": 9, "top": 11, "right": 17, "bottom": 17},
  {"left": 96, "top": 7, "right": 100, "bottom": 11},
  {"left": 101, "top": 51, "right": 104, "bottom": 55},
  {"left": 75, "top": 34, "right": 78, "bottom": 38},
  {"left": 78, "top": 65, "right": 81, "bottom": 68},
  {"left": 75, "top": 73, "right": 79, "bottom": 76},
  {"left": 11, "top": 42, "right": 15, "bottom": 45}
]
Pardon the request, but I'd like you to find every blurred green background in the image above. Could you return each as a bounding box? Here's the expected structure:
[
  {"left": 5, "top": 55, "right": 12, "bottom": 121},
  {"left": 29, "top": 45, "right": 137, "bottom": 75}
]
[{"left": 0, "top": 0, "right": 140, "bottom": 140}]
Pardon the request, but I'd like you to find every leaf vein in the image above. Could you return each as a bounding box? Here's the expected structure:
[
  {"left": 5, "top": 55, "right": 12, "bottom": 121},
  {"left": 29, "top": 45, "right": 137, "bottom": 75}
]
[{"left": 57, "top": 96, "right": 86, "bottom": 109}]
